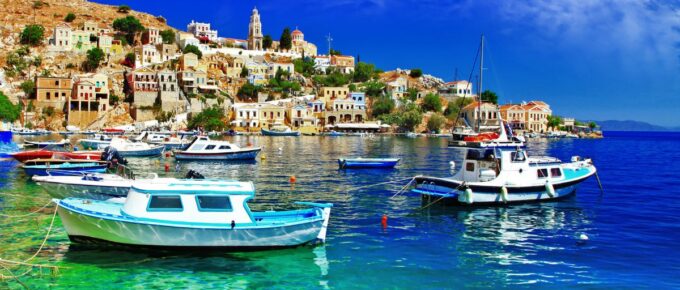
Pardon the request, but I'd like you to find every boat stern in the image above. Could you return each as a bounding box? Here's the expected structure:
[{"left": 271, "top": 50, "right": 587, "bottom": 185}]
[{"left": 295, "top": 202, "right": 333, "bottom": 242}]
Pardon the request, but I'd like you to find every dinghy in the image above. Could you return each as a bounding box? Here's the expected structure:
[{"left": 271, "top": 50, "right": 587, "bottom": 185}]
[
  {"left": 338, "top": 158, "right": 400, "bottom": 169},
  {"left": 54, "top": 179, "right": 333, "bottom": 249}
]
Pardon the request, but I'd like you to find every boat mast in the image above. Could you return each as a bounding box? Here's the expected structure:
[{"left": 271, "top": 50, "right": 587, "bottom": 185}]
[{"left": 477, "top": 34, "right": 484, "bottom": 132}]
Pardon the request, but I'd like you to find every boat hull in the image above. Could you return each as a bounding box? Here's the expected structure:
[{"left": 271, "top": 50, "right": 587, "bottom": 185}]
[
  {"left": 175, "top": 148, "right": 261, "bottom": 161},
  {"left": 23, "top": 165, "right": 108, "bottom": 176},
  {"left": 35, "top": 180, "right": 129, "bottom": 198},
  {"left": 261, "top": 129, "right": 301, "bottom": 136},
  {"left": 57, "top": 203, "right": 326, "bottom": 248},
  {"left": 412, "top": 174, "right": 593, "bottom": 205},
  {"left": 80, "top": 140, "right": 110, "bottom": 150},
  {"left": 116, "top": 145, "right": 165, "bottom": 157},
  {"left": 338, "top": 159, "right": 399, "bottom": 169}
]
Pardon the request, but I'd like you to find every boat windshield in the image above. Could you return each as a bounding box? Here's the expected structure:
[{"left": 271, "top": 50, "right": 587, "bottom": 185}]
[{"left": 466, "top": 149, "right": 496, "bottom": 161}]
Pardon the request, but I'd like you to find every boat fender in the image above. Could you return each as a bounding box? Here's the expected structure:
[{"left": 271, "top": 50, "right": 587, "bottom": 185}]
[
  {"left": 500, "top": 186, "right": 508, "bottom": 203},
  {"left": 464, "top": 187, "right": 474, "bottom": 204},
  {"left": 545, "top": 181, "right": 555, "bottom": 198}
]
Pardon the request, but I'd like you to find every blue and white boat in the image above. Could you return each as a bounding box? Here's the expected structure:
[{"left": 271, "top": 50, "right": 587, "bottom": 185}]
[
  {"left": 54, "top": 179, "right": 333, "bottom": 249},
  {"left": 22, "top": 159, "right": 108, "bottom": 176},
  {"left": 79, "top": 134, "right": 112, "bottom": 150},
  {"left": 338, "top": 158, "right": 400, "bottom": 169},
  {"left": 326, "top": 130, "right": 345, "bottom": 137},
  {"left": 107, "top": 138, "right": 165, "bottom": 157},
  {"left": 33, "top": 172, "right": 174, "bottom": 199},
  {"left": 412, "top": 147, "right": 598, "bottom": 205},
  {"left": 261, "top": 123, "right": 301, "bottom": 136},
  {"left": 175, "top": 136, "right": 261, "bottom": 161}
]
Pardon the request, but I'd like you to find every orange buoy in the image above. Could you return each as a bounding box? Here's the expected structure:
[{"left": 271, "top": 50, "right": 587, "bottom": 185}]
[
  {"left": 289, "top": 175, "right": 296, "bottom": 183},
  {"left": 381, "top": 214, "right": 388, "bottom": 228},
  {"left": 164, "top": 163, "right": 170, "bottom": 172},
  {"left": 165, "top": 152, "right": 171, "bottom": 158}
]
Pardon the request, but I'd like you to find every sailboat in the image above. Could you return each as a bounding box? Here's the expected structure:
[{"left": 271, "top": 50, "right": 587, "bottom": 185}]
[{"left": 448, "top": 35, "right": 524, "bottom": 148}]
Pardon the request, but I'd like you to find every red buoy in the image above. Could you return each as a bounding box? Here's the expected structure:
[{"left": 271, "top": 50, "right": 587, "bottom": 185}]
[
  {"left": 289, "top": 175, "right": 297, "bottom": 183},
  {"left": 164, "top": 163, "right": 170, "bottom": 172},
  {"left": 381, "top": 214, "right": 388, "bottom": 228},
  {"left": 165, "top": 152, "right": 171, "bottom": 158}
]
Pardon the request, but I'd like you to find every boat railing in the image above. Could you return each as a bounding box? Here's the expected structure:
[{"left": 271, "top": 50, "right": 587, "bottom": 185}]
[{"left": 108, "top": 164, "right": 135, "bottom": 180}]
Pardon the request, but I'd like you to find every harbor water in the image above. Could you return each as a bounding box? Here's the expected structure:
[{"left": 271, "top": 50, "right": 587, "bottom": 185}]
[{"left": 1, "top": 131, "right": 679, "bottom": 288}]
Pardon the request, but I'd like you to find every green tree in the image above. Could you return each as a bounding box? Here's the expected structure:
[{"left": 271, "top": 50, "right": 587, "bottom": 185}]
[
  {"left": 588, "top": 121, "right": 597, "bottom": 130},
  {"left": 64, "top": 12, "right": 76, "bottom": 22},
  {"left": 4, "top": 50, "right": 28, "bottom": 77},
  {"left": 444, "top": 97, "right": 473, "bottom": 119},
  {"left": 427, "top": 113, "right": 446, "bottom": 133},
  {"left": 188, "top": 106, "right": 226, "bottom": 131},
  {"left": 159, "top": 29, "right": 175, "bottom": 44},
  {"left": 279, "top": 27, "right": 292, "bottom": 51},
  {"left": 123, "top": 52, "right": 135, "bottom": 67},
  {"left": 20, "top": 24, "right": 45, "bottom": 46},
  {"left": 398, "top": 108, "right": 423, "bottom": 131},
  {"left": 117, "top": 5, "right": 131, "bottom": 13},
  {"left": 237, "top": 83, "right": 260, "bottom": 102},
  {"left": 363, "top": 80, "right": 385, "bottom": 97},
  {"left": 293, "top": 57, "right": 315, "bottom": 77},
  {"left": 422, "top": 93, "right": 442, "bottom": 112},
  {"left": 0, "top": 92, "right": 21, "bottom": 122},
  {"left": 353, "top": 62, "right": 377, "bottom": 82},
  {"left": 329, "top": 48, "right": 342, "bottom": 56},
  {"left": 547, "top": 115, "right": 562, "bottom": 130},
  {"left": 83, "top": 47, "right": 105, "bottom": 72},
  {"left": 481, "top": 90, "right": 498, "bottom": 104},
  {"left": 406, "top": 88, "right": 419, "bottom": 102},
  {"left": 240, "top": 66, "right": 249, "bottom": 78},
  {"left": 313, "top": 68, "right": 351, "bottom": 87},
  {"left": 112, "top": 16, "right": 144, "bottom": 45},
  {"left": 20, "top": 80, "right": 35, "bottom": 98},
  {"left": 263, "top": 34, "right": 273, "bottom": 50},
  {"left": 371, "top": 96, "right": 394, "bottom": 117},
  {"left": 183, "top": 44, "right": 202, "bottom": 59},
  {"left": 409, "top": 68, "right": 423, "bottom": 78}
]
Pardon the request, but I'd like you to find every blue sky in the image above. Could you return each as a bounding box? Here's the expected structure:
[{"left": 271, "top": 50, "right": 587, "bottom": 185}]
[{"left": 94, "top": 0, "right": 680, "bottom": 126}]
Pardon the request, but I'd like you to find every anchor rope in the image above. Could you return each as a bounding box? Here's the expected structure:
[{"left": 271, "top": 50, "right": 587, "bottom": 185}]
[
  {"left": 0, "top": 200, "right": 55, "bottom": 218},
  {"left": 390, "top": 177, "right": 416, "bottom": 198}
]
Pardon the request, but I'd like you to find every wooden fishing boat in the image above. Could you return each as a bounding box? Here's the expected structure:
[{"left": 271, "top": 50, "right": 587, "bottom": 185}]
[
  {"left": 261, "top": 123, "right": 301, "bottom": 136},
  {"left": 10, "top": 145, "right": 101, "bottom": 162},
  {"left": 21, "top": 159, "right": 108, "bottom": 176},
  {"left": 54, "top": 179, "right": 333, "bottom": 249}
]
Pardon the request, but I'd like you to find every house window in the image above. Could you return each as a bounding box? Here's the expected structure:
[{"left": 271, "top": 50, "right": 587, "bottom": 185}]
[
  {"left": 46, "top": 92, "right": 51, "bottom": 99},
  {"left": 148, "top": 195, "right": 183, "bottom": 211}
]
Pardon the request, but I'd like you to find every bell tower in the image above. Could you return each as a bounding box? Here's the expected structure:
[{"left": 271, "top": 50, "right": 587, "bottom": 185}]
[{"left": 248, "top": 7, "right": 263, "bottom": 50}]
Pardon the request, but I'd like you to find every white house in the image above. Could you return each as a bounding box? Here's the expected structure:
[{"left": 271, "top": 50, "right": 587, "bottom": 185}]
[
  {"left": 187, "top": 20, "right": 218, "bottom": 42},
  {"left": 231, "top": 103, "right": 260, "bottom": 129},
  {"left": 135, "top": 44, "right": 161, "bottom": 68},
  {"left": 50, "top": 23, "right": 73, "bottom": 51}
]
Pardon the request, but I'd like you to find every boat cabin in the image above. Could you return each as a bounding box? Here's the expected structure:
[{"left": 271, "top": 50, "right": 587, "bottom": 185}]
[
  {"left": 123, "top": 180, "right": 256, "bottom": 224},
  {"left": 184, "top": 136, "right": 238, "bottom": 152},
  {"left": 459, "top": 147, "right": 566, "bottom": 184}
]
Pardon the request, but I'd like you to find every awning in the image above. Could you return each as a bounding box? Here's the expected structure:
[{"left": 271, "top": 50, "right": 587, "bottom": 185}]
[{"left": 335, "top": 123, "right": 380, "bottom": 129}]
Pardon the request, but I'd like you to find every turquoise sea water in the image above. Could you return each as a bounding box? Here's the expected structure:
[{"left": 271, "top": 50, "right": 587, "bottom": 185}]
[{"left": 1, "top": 132, "right": 679, "bottom": 289}]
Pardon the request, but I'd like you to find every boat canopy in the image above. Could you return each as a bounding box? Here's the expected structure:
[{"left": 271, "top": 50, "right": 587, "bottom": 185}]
[{"left": 131, "top": 179, "right": 255, "bottom": 196}]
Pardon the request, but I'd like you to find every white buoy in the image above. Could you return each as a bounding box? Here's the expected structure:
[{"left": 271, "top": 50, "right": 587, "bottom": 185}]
[
  {"left": 545, "top": 181, "right": 555, "bottom": 198},
  {"left": 500, "top": 186, "right": 509, "bottom": 203},
  {"left": 579, "top": 234, "right": 589, "bottom": 241},
  {"left": 464, "top": 187, "right": 474, "bottom": 204},
  {"left": 278, "top": 147, "right": 283, "bottom": 151}
]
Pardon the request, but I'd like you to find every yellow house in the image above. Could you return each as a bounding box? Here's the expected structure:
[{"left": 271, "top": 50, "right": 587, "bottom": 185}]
[{"left": 259, "top": 103, "right": 285, "bottom": 129}]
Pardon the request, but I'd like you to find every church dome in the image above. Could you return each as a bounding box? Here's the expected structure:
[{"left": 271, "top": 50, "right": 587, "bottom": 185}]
[{"left": 292, "top": 29, "right": 303, "bottom": 36}]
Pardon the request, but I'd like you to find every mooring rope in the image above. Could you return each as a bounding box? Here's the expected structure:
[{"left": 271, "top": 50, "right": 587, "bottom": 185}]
[
  {"left": 0, "top": 201, "right": 54, "bottom": 218},
  {"left": 390, "top": 177, "right": 416, "bottom": 198}
]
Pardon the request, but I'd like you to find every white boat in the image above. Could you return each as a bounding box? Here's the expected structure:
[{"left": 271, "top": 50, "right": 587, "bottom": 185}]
[
  {"left": 174, "top": 136, "right": 261, "bottom": 161},
  {"left": 54, "top": 179, "right": 333, "bottom": 249},
  {"left": 412, "top": 147, "right": 598, "bottom": 205},
  {"left": 107, "top": 138, "right": 165, "bottom": 157},
  {"left": 79, "top": 134, "right": 112, "bottom": 149},
  {"left": 135, "top": 132, "right": 190, "bottom": 150},
  {"left": 34, "top": 173, "right": 136, "bottom": 198},
  {"left": 261, "top": 123, "right": 301, "bottom": 136},
  {"left": 448, "top": 120, "right": 525, "bottom": 149}
]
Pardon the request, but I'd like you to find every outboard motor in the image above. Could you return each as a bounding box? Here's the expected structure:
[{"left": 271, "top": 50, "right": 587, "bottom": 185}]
[
  {"left": 185, "top": 170, "right": 205, "bottom": 179},
  {"left": 101, "top": 146, "right": 128, "bottom": 166}
]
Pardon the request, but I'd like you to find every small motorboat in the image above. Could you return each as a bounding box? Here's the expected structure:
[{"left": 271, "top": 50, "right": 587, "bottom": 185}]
[
  {"left": 79, "top": 134, "right": 112, "bottom": 149},
  {"left": 412, "top": 147, "right": 598, "bottom": 205},
  {"left": 107, "top": 138, "right": 165, "bottom": 157},
  {"left": 54, "top": 179, "right": 333, "bottom": 249},
  {"left": 24, "top": 139, "right": 70, "bottom": 148},
  {"left": 34, "top": 173, "right": 134, "bottom": 198},
  {"left": 10, "top": 145, "right": 101, "bottom": 162},
  {"left": 175, "top": 136, "right": 261, "bottom": 161},
  {"left": 137, "top": 132, "right": 190, "bottom": 150},
  {"left": 338, "top": 158, "right": 400, "bottom": 169},
  {"left": 261, "top": 123, "right": 301, "bottom": 136},
  {"left": 15, "top": 129, "right": 40, "bottom": 136},
  {"left": 21, "top": 159, "right": 108, "bottom": 176},
  {"left": 103, "top": 128, "right": 125, "bottom": 135},
  {"left": 326, "top": 130, "right": 344, "bottom": 137}
]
